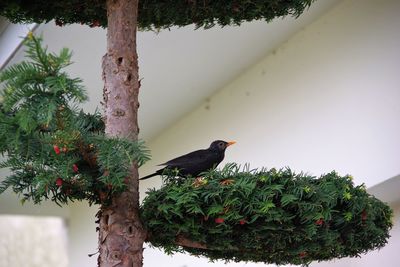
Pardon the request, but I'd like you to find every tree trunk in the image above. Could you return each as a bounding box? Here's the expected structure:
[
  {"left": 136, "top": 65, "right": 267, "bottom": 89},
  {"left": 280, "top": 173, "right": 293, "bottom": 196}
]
[{"left": 98, "top": 0, "right": 145, "bottom": 266}]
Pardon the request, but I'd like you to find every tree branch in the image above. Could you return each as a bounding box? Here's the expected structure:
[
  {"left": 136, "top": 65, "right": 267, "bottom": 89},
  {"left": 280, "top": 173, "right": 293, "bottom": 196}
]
[{"left": 175, "top": 235, "right": 208, "bottom": 249}]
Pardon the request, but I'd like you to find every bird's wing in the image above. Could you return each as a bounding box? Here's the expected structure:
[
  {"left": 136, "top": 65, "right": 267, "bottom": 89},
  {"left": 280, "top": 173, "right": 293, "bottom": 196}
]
[{"left": 159, "top": 149, "right": 211, "bottom": 167}]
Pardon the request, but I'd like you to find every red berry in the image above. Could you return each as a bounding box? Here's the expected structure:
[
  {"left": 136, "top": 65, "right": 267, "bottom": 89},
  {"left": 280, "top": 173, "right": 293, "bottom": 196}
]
[
  {"left": 53, "top": 145, "right": 61, "bottom": 155},
  {"left": 215, "top": 218, "right": 224, "bottom": 224},
  {"left": 361, "top": 210, "right": 367, "bottom": 221},
  {"left": 239, "top": 219, "right": 246, "bottom": 225},
  {"left": 73, "top": 164, "right": 79, "bottom": 173},
  {"left": 315, "top": 218, "right": 324, "bottom": 226},
  {"left": 299, "top": 251, "right": 307, "bottom": 258},
  {"left": 56, "top": 178, "right": 63, "bottom": 187}
]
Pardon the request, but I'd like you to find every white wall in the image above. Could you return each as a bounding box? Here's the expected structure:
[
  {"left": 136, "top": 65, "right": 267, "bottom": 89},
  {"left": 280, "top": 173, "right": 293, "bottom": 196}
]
[
  {"left": 68, "top": 202, "right": 99, "bottom": 267},
  {"left": 141, "top": 0, "right": 400, "bottom": 190},
  {"left": 0, "top": 215, "right": 68, "bottom": 267},
  {"left": 138, "top": 0, "right": 400, "bottom": 266}
]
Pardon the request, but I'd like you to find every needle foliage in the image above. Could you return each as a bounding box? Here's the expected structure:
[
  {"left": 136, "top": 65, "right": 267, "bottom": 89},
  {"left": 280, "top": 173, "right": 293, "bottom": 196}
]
[
  {"left": 0, "top": 0, "right": 315, "bottom": 30},
  {"left": 141, "top": 164, "right": 393, "bottom": 265},
  {"left": 0, "top": 34, "right": 150, "bottom": 205}
]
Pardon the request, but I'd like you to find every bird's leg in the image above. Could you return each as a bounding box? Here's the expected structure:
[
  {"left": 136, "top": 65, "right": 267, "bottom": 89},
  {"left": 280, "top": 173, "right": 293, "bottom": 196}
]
[{"left": 220, "top": 179, "right": 235, "bottom": 186}]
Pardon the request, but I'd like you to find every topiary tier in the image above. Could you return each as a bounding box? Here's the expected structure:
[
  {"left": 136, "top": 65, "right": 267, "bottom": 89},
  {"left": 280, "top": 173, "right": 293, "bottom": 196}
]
[
  {"left": 0, "top": 0, "right": 316, "bottom": 29},
  {"left": 141, "top": 164, "right": 393, "bottom": 265}
]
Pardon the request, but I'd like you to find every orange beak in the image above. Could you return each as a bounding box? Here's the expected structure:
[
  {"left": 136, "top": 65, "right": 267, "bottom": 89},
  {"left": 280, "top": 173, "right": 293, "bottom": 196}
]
[{"left": 226, "top": 141, "right": 236, "bottom": 147}]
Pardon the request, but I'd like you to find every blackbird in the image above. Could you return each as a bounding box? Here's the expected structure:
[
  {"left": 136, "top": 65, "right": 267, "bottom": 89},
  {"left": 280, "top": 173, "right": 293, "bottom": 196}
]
[{"left": 139, "top": 140, "right": 235, "bottom": 180}]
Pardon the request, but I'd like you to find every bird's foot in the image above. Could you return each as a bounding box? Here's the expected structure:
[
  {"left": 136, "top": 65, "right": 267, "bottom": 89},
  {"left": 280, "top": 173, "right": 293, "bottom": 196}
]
[{"left": 192, "top": 177, "right": 208, "bottom": 188}]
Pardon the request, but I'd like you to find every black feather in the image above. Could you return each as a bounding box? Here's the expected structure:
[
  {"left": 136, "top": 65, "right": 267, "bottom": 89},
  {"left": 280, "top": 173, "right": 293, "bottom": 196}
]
[{"left": 139, "top": 140, "right": 234, "bottom": 180}]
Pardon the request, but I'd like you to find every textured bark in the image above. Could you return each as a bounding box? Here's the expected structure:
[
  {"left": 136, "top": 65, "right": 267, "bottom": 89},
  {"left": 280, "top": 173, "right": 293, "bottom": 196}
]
[{"left": 98, "top": 0, "right": 145, "bottom": 266}]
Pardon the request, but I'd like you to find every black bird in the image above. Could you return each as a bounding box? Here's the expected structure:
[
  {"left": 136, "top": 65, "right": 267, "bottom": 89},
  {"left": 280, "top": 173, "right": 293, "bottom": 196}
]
[{"left": 139, "top": 140, "right": 235, "bottom": 180}]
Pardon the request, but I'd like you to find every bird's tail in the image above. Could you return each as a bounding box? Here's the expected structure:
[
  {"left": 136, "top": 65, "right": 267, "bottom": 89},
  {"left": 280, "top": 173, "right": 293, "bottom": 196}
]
[{"left": 139, "top": 172, "right": 158, "bottom": 180}]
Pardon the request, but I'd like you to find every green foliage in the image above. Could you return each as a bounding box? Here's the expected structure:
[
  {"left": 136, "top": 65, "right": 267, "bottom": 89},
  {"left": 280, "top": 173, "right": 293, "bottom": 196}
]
[
  {"left": 141, "top": 164, "right": 393, "bottom": 265},
  {"left": 0, "top": 0, "right": 315, "bottom": 30},
  {"left": 0, "top": 34, "right": 150, "bottom": 205}
]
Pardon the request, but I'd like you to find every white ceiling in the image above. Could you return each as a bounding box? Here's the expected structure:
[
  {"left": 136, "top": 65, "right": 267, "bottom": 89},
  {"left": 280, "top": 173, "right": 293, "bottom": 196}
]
[
  {"left": 0, "top": 17, "right": 8, "bottom": 36},
  {"left": 3, "top": 0, "right": 340, "bottom": 141},
  {"left": 368, "top": 174, "right": 400, "bottom": 205}
]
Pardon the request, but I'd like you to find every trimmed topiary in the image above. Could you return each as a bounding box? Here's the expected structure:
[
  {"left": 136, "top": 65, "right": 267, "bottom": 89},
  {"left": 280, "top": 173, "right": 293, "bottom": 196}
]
[
  {"left": 0, "top": 0, "right": 315, "bottom": 29},
  {"left": 141, "top": 164, "right": 393, "bottom": 265}
]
